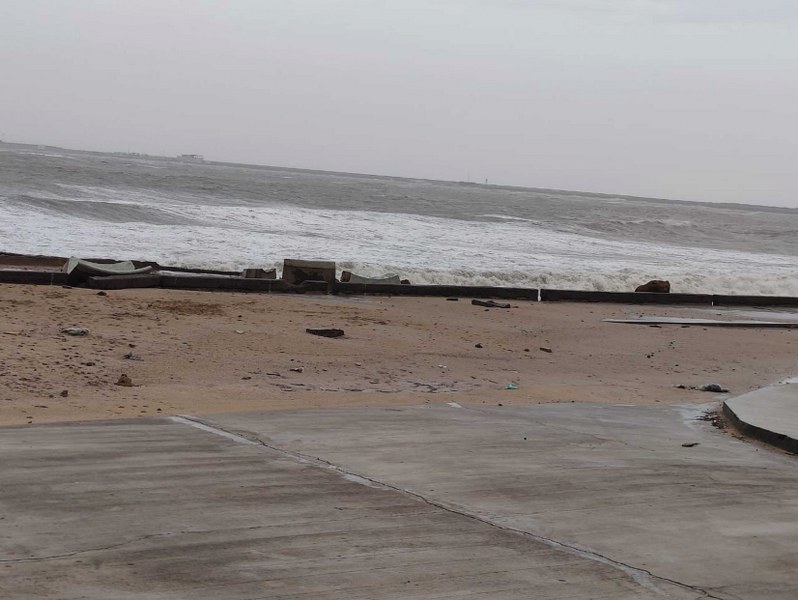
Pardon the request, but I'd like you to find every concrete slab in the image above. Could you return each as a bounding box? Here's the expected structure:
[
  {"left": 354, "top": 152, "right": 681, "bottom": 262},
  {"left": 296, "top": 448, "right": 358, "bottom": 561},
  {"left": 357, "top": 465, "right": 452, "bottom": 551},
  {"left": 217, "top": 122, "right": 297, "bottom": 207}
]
[
  {"left": 0, "top": 418, "right": 698, "bottom": 599},
  {"left": 604, "top": 317, "right": 798, "bottom": 327},
  {"left": 204, "top": 403, "right": 798, "bottom": 600},
  {"left": 724, "top": 380, "right": 798, "bottom": 454}
]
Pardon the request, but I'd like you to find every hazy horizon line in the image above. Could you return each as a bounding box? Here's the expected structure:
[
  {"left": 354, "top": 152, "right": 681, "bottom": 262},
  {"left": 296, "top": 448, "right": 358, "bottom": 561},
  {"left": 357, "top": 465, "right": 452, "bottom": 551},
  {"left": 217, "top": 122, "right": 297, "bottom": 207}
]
[{"left": 3, "top": 137, "right": 796, "bottom": 215}]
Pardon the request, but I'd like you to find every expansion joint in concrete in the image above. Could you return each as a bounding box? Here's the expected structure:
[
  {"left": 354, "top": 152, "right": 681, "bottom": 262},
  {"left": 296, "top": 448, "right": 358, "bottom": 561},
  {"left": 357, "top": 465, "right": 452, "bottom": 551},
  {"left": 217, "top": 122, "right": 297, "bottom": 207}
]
[{"left": 175, "top": 415, "right": 729, "bottom": 600}]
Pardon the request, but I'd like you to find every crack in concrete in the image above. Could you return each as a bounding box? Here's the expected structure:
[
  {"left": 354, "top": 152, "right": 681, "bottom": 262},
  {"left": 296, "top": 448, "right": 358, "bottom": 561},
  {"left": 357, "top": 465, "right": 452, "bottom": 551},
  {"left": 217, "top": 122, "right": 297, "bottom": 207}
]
[
  {"left": 177, "top": 415, "right": 727, "bottom": 600},
  {"left": 0, "top": 533, "right": 168, "bottom": 564}
]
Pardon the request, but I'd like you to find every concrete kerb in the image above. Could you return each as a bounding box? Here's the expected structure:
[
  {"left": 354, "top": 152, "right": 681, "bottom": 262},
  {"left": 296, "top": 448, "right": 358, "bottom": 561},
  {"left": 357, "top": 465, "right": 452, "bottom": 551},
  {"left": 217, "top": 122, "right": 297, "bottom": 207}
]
[{"left": 723, "top": 380, "right": 798, "bottom": 454}]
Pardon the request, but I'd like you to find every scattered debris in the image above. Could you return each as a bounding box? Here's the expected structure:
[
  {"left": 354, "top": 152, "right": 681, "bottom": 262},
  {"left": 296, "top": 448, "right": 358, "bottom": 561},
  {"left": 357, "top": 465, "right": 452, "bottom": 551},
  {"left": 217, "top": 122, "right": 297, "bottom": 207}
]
[
  {"left": 539, "top": 347, "right": 553, "bottom": 353},
  {"left": 3, "top": 331, "right": 22, "bottom": 336},
  {"left": 677, "top": 384, "right": 730, "bottom": 393},
  {"left": 472, "top": 299, "right": 511, "bottom": 309},
  {"left": 700, "top": 384, "right": 729, "bottom": 393},
  {"left": 62, "top": 327, "right": 88, "bottom": 336},
  {"left": 59, "top": 390, "right": 69, "bottom": 398},
  {"left": 241, "top": 376, "right": 252, "bottom": 380},
  {"left": 266, "top": 372, "right": 281, "bottom": 377},
  {"left": 697, "top": 409, "right": 728, "bottom": 431},
  {"left": 289, "top": 367, "right": 304, "bottom": 373},
  {"left": 505, "top": 383, "right": 518, "bottom": 390},
  {"left": 97, "top": 291, "right": 107, "bottom": 296},
  {"left": 475, "top": 343, "right": 483, "bottom": 348},
  {"left": 123, "top": 352, "right": 143, "bottom": 361},
  {"left": 115, "top": 374, "right": 134, "bottom": 387},
  {"left": 681, "top": 442, "right": 700, "bottom": 448},
  {"left": 446, "top": 297, "right": 459, "bottom": 302},
  {"left": 235, "top": 329, "right": 245, "bottom": 334},
  {"left": 306, "top": 328, "right": 345, "bottom": 338}
]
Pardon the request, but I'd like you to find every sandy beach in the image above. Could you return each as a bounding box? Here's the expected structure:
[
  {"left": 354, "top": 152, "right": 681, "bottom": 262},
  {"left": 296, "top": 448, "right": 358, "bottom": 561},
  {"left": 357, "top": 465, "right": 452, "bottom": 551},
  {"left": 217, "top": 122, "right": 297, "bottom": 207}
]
[{"left": 1, "top": 283, "right": 795, "bottom": 426}]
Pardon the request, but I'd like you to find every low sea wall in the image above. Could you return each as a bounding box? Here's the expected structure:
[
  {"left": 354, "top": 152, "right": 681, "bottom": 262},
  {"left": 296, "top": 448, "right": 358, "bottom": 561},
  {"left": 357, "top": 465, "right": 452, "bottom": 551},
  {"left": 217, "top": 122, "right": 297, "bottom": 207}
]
[{"left": 5, "top": 266, "right": 798, "bottom": 307}]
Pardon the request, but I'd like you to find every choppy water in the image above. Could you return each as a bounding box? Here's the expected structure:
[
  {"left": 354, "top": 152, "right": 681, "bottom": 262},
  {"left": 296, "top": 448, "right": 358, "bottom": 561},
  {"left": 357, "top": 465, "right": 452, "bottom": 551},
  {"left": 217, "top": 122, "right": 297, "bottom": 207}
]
[{"left": 1, "top": 143, "right": 797, "bottom": 294}]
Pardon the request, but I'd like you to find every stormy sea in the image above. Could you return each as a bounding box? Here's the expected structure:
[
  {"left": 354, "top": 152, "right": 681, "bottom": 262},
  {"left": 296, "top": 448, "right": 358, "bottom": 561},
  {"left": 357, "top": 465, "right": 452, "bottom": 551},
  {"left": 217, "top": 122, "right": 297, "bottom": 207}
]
[{"left": 2, "top": 142, "right": 797, "bottom": 295}]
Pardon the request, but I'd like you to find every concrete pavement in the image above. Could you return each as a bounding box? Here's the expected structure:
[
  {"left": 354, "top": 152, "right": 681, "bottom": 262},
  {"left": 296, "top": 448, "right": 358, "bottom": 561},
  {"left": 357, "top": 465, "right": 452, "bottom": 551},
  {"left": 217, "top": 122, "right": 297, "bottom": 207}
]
[
  {"left": 1, "top": 417, "right": 696, "bottom": 600},
  {"left": 204, "top": 402, "right": 798, "bottom": 600},
  {"left": 2, "top": 401, "right": 797, "bottom": 599}
]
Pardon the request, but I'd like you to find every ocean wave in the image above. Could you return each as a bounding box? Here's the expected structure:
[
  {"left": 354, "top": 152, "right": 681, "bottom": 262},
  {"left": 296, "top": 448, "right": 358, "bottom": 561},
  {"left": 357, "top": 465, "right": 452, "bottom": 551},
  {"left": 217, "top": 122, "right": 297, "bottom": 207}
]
[{"left": 5, "top": 194, "right": 207, "bottom": 226}]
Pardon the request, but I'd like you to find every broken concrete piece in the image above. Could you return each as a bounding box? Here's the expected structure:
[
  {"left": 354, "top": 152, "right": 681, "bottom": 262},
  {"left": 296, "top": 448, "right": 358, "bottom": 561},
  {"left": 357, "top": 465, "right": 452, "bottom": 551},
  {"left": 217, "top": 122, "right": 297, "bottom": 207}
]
[
  {"left": 242, "top": 268, "right": 277, "bottom": 279},
  {"left": 62, "top": 327, "right": 88, "bottom": 336},
  {"left": 471, "top": 299, "right": 511, "bottom": 309},
  {"left": 282, "top": 259, "right": 336, "bottom": 285},
  {"left": 306, "top": 328, "right": 344, "bottom": 338}
]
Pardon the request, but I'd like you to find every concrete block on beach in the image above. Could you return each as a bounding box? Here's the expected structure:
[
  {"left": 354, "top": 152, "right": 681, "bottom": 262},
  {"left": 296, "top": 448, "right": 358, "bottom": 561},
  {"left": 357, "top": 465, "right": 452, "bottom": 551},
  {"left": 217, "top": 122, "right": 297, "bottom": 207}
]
[
  {"left": 282, "top": 259, "right": 336, "bottom": 284},
  {"left": 0, "top": 269, "right": 68, "bottom": 286},
  {"left": 242, "top": 268, "right": 277, "bottom": 279}
]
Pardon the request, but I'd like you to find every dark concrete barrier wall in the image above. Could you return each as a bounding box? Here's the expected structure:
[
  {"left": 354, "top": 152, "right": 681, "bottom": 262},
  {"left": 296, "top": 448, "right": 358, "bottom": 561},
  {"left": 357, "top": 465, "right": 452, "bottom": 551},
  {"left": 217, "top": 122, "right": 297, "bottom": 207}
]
[
  {"left": 334, "top": 282, "right": 539, "bottom": 299},
  {"left": 540, "top": 289, "right": 714, "bottom": 305},
  {"left": 713, "top": 295, "right": 798, "bottom": 307},
  {"left": 0, "top": 270, "right": 68, "bottom": 285},
  {"left": 0, "top": 253, "right": 66, "bottom": 268},
  {"left": 160, "top": 275, "right": 328, "bottom": 294},
  {"left": 87, "top": 273, "right": 163, "bottom": 290}
]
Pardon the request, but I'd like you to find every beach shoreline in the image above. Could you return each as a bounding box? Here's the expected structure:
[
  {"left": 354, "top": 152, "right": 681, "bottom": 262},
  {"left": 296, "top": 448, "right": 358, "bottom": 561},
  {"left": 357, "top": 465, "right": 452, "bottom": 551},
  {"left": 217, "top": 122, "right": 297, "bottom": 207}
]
[{"left": 1, "top": 283, "right": 795, "bottom": 427}]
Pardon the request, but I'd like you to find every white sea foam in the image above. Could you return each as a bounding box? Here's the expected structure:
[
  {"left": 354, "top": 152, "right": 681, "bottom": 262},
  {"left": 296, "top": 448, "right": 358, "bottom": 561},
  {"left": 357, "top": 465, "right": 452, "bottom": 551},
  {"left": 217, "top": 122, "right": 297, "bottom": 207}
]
[{"left": 2, "top": 186, "right": 797, "bottom": 295}]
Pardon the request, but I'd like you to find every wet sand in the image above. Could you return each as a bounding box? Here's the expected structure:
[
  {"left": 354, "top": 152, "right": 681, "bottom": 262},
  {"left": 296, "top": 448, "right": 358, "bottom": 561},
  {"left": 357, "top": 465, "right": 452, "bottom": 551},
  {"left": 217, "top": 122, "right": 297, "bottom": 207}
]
[{"left": 1, "top": 284, "right": 796, "bottom": 426}]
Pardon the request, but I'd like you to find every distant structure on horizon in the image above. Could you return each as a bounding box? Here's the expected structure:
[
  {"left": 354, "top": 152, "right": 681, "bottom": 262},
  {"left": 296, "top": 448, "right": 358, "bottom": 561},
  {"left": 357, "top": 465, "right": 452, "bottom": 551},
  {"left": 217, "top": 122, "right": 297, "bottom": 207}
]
[{"left": 177, "top": 154, "right": 205, "bottom": 163}]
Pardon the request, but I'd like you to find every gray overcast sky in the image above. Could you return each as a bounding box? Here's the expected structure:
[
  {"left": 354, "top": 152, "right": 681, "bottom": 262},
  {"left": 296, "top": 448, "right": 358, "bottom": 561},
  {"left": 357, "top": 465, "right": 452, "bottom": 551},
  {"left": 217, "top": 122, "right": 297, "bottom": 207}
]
[{"left": 1, "top": 1, "right": 796, "bottom": 206}]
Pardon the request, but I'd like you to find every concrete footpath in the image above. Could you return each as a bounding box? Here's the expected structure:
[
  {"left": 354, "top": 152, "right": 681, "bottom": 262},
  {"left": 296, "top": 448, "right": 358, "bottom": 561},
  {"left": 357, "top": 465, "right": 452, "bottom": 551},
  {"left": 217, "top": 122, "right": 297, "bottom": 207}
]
[
  {"left": 1, "top": 402, "right": 797, "bottom": 599},
  {"left": 724, "top": 379, "right": 798, "bottom": 454}
]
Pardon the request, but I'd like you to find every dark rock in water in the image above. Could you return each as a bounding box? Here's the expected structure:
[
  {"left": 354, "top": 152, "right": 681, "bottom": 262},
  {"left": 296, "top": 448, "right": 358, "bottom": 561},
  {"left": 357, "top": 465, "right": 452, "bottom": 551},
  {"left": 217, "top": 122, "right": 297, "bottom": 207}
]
[
  {"left": 635, "top": 280, "right": 671, "bottom": 293},
  {"left": 306, "top": 328, "right": 345, "bottom": 338},
  {"left": 400, "top": 279, "right": 411, "bottom": 285},
  {"left": 472, "top": 299, "right": 511, "bottom": 308}
]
